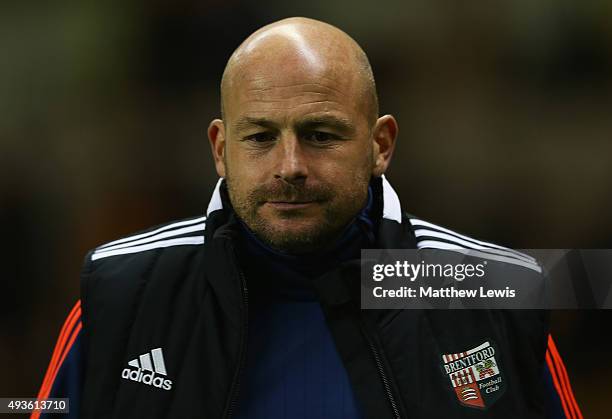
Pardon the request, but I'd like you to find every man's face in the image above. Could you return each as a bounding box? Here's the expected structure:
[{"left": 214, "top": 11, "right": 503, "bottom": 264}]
[{"left": 218, "top": 56, "right": 375, "bottom": 253}]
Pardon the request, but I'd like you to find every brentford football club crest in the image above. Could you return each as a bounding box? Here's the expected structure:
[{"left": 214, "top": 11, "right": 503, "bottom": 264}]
[{"left": 441, "top": 341, "right": 505, "bottom": 409}]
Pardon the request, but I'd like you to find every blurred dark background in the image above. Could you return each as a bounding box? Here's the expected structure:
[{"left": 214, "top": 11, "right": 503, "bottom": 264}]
[{"left": 1, "top": 1, "right": 611, "bottom": 417}]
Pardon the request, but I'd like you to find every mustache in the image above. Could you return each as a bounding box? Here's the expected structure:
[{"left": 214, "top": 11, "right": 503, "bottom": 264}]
[{"left": 248, "top": 182, "right": 332, "bottom": 203}]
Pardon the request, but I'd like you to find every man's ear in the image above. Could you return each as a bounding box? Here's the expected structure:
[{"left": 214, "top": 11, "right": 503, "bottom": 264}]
[
  {"left": 371, "top": 114, "right": 398, "bottom": 176},
  {"left": 208, "top": 119, "right": 227, "bottom": 178}
]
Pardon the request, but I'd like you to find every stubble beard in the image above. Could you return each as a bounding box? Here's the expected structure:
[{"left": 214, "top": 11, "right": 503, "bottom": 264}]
[{"left": 225, "top": 172, "right": 371, "bottom": 254}]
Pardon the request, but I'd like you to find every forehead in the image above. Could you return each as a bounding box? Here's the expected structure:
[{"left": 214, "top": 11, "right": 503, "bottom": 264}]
[{"left": 224, "top": 47, "right": 366, "bottom": 124}]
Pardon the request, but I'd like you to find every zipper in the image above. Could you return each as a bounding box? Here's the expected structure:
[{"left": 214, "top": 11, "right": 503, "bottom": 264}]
[
  {"left": 224, "top": 267, "right": 249, "bottom": 419},
  {"left": 362, "top": 323, "right": 401, "bottom": 419}
]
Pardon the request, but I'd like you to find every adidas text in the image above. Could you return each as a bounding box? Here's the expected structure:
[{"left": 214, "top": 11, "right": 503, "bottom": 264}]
[{"left": 121, "top": 368, "right": 172, "bottom": 390}]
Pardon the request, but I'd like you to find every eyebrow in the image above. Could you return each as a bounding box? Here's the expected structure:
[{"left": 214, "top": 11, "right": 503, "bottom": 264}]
[
  {"left": 234, "top": 117, "right": 278, "bottom": 133},
  {"left": 296, "top": 115, "right": 356, "bottom": 136},
  {"left": 233, "top": 115, "right": 356, "bottom": 136}
]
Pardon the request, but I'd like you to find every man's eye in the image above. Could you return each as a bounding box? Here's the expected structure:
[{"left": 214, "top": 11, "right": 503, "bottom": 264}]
[
  {"left": 305, "top": 131, "right": 336, "bottom": 142},
  {"left": 245, "top": 133, "right": 275, "bottom": 142}
]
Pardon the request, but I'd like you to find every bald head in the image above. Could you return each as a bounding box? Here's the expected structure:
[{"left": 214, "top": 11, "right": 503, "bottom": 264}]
[{"left": 220, "top": 17, "right": 378, "bottom": 125}]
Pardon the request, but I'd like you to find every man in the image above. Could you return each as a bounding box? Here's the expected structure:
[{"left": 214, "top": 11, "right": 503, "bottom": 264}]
[{"left": 35, "top": 18, "right": 581, "bottom": 418}]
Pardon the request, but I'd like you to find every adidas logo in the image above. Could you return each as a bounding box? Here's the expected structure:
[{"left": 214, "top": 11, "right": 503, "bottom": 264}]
[{"left": 121, "top": 348, "right": 173, "bottom": 391}]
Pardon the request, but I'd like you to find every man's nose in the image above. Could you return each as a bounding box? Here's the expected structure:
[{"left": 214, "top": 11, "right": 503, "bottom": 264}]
[{"left": 274, "top": 134, "right": 308, "bottom": 184}]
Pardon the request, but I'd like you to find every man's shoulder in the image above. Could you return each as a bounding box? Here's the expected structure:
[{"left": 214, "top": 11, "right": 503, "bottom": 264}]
[
  {"left": 405, "top": 214, "right": 541, "bottom": 273},
  {"left": 85, "top": 215, "right": 207, "bottom": 271}
]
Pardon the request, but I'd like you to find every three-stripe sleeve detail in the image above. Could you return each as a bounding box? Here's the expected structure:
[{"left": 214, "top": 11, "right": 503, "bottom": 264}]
[
  {"left": 32, "top": 300, "right": 82, "bottom": 419},
  {"left": 546, "top": 334, "right": 583, "bottom": 419},
  {"left": 409, "top": 218, "right": 541, "bottom": 273},
  {"left": 92, "top": 217, "right": 206, "bottom": 261},
  {"left": 96, "top": 216, "right": 205, "bottom": 250}
]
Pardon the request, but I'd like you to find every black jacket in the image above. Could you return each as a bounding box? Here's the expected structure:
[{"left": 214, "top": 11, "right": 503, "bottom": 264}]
[{"left": 79, "top": 176, "right": 550, "bottom": 418}]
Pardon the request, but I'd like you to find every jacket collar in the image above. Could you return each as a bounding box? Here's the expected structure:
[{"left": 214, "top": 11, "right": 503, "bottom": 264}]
[
  {"left": 203, "top": 175, "right": 415, "bottom": 250},
  {"left": 202, "top": 176, "right": 417, "bottom": 310}
]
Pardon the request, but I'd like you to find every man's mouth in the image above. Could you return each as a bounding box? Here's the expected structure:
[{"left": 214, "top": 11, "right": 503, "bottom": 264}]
[{"left": 265, "top": 200, "right": 319, "bottom": 210}]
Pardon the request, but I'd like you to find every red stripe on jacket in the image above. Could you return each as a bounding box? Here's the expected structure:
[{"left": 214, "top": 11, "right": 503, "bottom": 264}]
[
  {"left": 546, "top": 334, "right": 583, "bottom": 419},
  {"left": 32, "top": 301, "right": 82, "bottom": 419}
]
